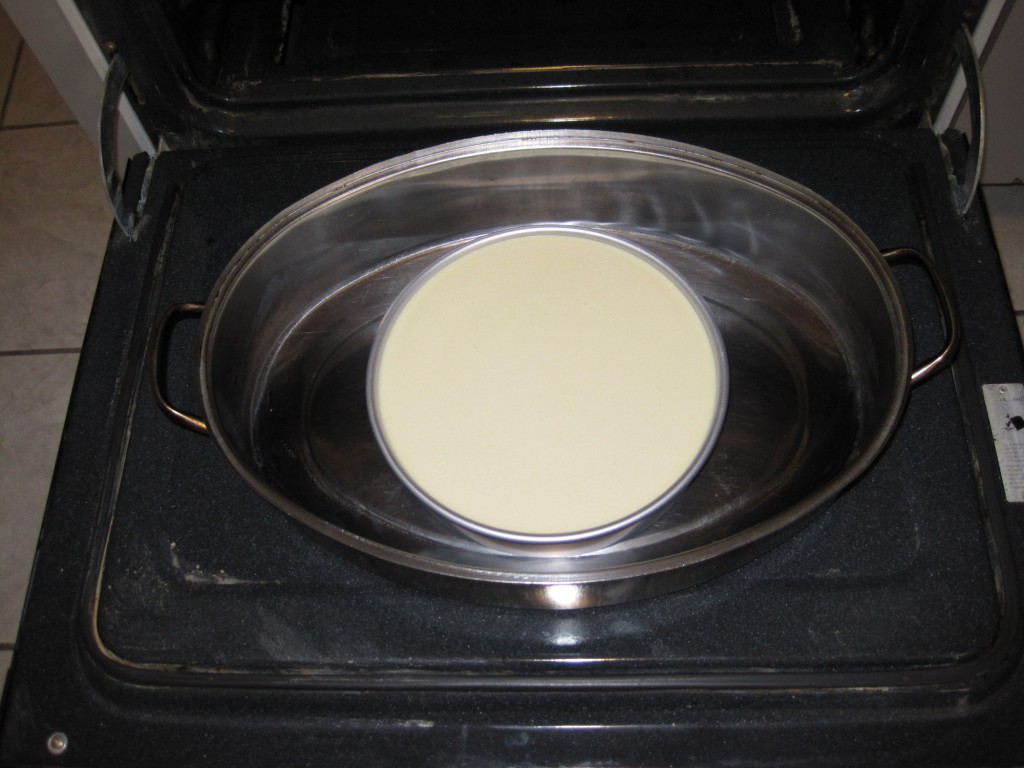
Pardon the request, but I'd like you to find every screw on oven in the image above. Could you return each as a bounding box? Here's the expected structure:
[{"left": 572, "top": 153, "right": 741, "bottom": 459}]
[{"left": 46, "top": 732, "right": 68, "bottom": 756}]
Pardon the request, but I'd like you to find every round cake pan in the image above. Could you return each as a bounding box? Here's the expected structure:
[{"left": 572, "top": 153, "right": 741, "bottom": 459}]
[{"left": 366, "top": 225, "right": 728, "bottom": 556}]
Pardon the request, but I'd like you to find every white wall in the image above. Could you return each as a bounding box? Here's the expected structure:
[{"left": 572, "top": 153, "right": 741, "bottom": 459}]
[
  {"left": 0, "top": 0, "right": 154, "bottom": 174},
  {"left": 949, "top": 0, "right": 1024, "bottom": 183},
  {"left": 977, "top": 0, "right": 1024, "bottom": 183}
]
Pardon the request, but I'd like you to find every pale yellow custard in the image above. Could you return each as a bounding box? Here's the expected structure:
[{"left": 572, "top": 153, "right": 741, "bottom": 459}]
[{"left": 371, "top": 230, "right": 723, "bottom": 538}]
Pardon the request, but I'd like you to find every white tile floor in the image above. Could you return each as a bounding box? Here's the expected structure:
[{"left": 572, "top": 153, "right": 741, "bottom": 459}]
[
  {"left": 0, "top": 6, "right": 112, "bottom": 689},
  {"left": 0, "top": 5, "right": 1023, "bottom": 699}
]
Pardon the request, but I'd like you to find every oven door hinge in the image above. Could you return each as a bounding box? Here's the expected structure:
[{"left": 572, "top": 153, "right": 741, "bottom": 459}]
[
  {"left": 101, "top": 53, "right": 157, "bottom": 240},
  {"left": 935, "top": 24, "right": 986, "bottom": 218}
]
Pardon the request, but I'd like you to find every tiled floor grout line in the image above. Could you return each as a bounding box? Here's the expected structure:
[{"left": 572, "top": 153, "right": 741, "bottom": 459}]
[
  {"left": 0, "top": 348, "right": 81, "bottom": 357},
  {"left": 0, "top": 120, "right": 81, "bottom": 132},
  {"left": 0, "top": 38, "right": 23, "bottom": 125}
]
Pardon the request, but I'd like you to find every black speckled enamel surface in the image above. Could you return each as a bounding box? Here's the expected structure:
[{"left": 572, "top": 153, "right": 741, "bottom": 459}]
[
  {"left": 3, "top": 128, "right": 1023, "bottom": 767},
  {"left": 93, "top": 134, "right": 1000, "bottom": 677}
]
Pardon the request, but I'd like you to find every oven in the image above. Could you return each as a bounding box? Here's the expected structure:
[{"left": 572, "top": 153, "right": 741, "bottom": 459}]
[{"left": 2, "top": 1, "right": 1023, "bottom": 765}]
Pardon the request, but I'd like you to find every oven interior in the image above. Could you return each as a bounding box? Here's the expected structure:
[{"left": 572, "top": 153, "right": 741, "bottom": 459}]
[
  {"left": 169, "top": 0, "right": 895, "bottom": 81},
  {"left": 83, "top": 0, "right": 979, "bottom": 144}
]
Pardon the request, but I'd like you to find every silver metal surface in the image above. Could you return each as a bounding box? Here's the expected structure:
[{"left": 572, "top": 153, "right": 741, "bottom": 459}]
[
  {"left": 982, "top": 383, "right": 1024, "bottom": 503},
  {"left": 881, "top": 247, "right": 960, "bottom": 383},
  {"left": 364, "top": 225, "right": 729, "bottom": 556},
  {"left": 148, "top": 302, "right": 209, "bottom": 434},
  {"left": 46, "top": 732, "right": 68, "bottom": 756},
  {"left": 153, "top": 130, "right": 959, "bottom": 608}
]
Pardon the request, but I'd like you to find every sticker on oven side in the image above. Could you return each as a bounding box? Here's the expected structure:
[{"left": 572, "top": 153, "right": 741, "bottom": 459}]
[{"left": 983, "top": 383, "right": 1024, "bottom": 502}]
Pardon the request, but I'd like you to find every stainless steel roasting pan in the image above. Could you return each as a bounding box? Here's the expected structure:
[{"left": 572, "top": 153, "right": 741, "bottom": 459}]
[{"left": 149, "top": 130, "right": 958, "bottom": 609}]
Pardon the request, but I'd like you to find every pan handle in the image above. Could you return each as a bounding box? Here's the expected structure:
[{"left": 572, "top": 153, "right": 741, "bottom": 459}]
[
  {"left": 882, "top": 248, "right": 960, "bottom": 385},
  {"left": 147, "top": 302, "right": 210, "bottom": 435}
]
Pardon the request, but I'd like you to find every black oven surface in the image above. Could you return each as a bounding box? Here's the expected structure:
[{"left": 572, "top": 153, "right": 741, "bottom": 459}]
[
  {"left": 94, "top": 134, "right": 999, "bottom": 677},
  {"left": 2, "top": 123, "right": 1023, "bottom": 765}
]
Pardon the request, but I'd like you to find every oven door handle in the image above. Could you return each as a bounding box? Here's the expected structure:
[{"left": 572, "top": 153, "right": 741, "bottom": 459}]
[
  {"left": 883, "top": 248, "right": 961, "bottom": 385},
  {"left": 147, "top": 302, "right": 210, "bottom": 435},
  {"left": 101, "top": 54, "right": 142, "bottom": 239}
]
